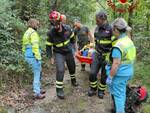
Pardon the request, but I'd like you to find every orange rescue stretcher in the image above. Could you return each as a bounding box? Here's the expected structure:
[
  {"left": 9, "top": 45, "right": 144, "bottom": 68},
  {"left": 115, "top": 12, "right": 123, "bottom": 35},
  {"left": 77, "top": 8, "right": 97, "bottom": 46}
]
[{"left": 75, "top": 51, "right": 93, "bottom": 64}]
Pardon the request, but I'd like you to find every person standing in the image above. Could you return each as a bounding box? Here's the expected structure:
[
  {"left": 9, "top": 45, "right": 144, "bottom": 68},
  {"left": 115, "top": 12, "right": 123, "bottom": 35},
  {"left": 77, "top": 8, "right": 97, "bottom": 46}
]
[
  {"left": 88, "top": 11, "right": 113, "bottom": 99},
  {"left": 106, "top": 18, "right": 136, "bottom": 113},
  {"left": 46, "top": 11, "right": 78, "bottom": 99},
  {"left": 74, "top": 20, "right": 94, "bottom": 71},
  {"left": 22, "top": 18, "right": 45, "bottom": 99}
]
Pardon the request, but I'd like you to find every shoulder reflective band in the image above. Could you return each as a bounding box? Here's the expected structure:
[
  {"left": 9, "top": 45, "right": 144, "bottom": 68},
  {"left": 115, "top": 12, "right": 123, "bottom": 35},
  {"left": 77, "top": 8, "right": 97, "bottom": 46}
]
[
  {"left": 46, "top": 33, "right": 73, "bottom": 47},
  {"left": 46, "top": 41, "right": 53, "bottom": 46},
  {"left": 97, "top": 40, "right": 112, "bottom": 44},
  {"left": 70, "top": 32, "right": 74, "bottom": 39}
]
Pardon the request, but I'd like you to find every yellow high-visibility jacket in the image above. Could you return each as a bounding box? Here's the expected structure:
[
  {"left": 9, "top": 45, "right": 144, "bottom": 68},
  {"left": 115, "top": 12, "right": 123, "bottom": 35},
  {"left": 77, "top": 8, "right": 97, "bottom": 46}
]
[{"left": 22, "top": 27, "right": 41, "bottom": 60}]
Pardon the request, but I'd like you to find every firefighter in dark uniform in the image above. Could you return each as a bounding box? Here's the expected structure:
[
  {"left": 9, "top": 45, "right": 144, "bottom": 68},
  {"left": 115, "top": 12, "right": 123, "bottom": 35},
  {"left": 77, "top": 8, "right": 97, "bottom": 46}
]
[
  {"left": 88, "top": 11, "right": 113, "bottom": 99},
  {"left": 74, "top": 21, "right": 94, "bottom": 71},
  {"left": 46, "top": 11, "right": 78, "bottom": 99}
]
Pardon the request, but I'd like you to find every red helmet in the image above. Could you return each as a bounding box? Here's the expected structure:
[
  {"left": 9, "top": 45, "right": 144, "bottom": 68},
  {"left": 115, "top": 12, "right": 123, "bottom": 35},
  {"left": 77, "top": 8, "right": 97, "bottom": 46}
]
[{"left": 49, "top": 11, "right": 63, "bottom": 21}]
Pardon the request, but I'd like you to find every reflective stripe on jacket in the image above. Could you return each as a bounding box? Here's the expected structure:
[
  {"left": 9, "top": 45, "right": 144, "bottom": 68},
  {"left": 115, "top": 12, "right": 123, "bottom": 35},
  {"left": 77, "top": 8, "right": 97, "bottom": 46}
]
[
  {"left": 46, "top": 32, "right": 74, "bottom": 47},
  {"left": 46, "top": 24, "right": 75, "bottom": 57}
]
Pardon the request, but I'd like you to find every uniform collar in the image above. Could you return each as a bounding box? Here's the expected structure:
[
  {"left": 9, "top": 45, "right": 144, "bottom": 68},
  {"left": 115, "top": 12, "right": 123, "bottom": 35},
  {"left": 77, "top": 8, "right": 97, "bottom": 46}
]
[
  {"left": 118, "top": 33, "right": 127, "bottom": 39},
  {"left": 98, "top": 23, "right": 109, "bottom": 30},
  {"left": 62, "top": 24, "right": 68, "bottom": 31}
]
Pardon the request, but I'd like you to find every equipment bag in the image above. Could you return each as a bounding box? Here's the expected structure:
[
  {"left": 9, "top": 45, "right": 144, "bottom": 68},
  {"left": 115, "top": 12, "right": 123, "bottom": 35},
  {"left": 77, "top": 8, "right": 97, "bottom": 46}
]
[{"left": 125, "top": 85, "right": 148, "bottom": 113}]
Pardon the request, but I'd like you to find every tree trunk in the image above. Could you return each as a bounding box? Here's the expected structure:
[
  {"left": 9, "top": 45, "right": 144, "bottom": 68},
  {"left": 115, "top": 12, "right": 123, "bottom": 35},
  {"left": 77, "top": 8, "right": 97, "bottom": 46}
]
[
  {"left": 146, "top": 16, "right": 149, "bottom": 31},
  {"left": 128, "top": 11, "right": 133, "bottom": 27},
  {"left": 113, "top": 0, "right": 116, "bottom": 19},
  {"left": 128, "top": 11, "right": 133, "bottom": 40}
]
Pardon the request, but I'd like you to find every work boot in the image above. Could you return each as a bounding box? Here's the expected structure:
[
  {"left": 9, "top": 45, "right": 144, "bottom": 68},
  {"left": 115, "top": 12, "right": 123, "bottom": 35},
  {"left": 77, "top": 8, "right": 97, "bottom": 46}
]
[
  {"left": 56, "top": 88, "right": 64, "bottom": 99},
  {"left": 71, "top": 78, "right": 79, "bottom": 87},
  {"left": 33, "top": 94, "right": 45, "bottom": 100},
  {"left": 81, "top": 64, "right": 85, "bottom": 71},
  {"left": 110, "top": 108, "right": 116, "bottom": 113},
  {"left": 40, "top": 90, "right": 46, "bottom": 94},
  {"left": 98, "top": 89, "right": 104, "bottom": 99},
  {"left": 88, "top": 87, "right": 97, "bottom": 96}
]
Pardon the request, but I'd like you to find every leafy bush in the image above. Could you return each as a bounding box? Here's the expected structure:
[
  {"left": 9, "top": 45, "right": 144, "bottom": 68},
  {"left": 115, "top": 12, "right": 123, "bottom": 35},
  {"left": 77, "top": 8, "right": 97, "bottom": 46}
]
[
  {"left": 132, "top": 36, "right": 150, "bottom": 113},
  {"left": 133, "top": 37, "right": 150, "bottom": 85},
  {"left": 0, "top": 0, "right": 32, "bottom": 87},
  {"left": 134, "top": 37, "right": 150, "bottom": 64}
]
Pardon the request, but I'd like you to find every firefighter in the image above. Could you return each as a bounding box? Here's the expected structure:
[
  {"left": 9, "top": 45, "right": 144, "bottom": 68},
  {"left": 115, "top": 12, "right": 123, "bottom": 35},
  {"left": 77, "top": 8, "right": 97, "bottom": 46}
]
[
  {"left": 74, "top": 20, "right": 94, "bottom": 71},
  {"left": 106, "top": 18, "right": 136, "bottom": 113},
  {"left": 46, "top": 11, "right": 78, "bottom": 99},
  {"left": 22, "top": 18, "right": 45, "bottom": 99},
  {"left": 88, "top": 11, "right": 113, "bottom": 99},
  {"left": 61, "top": 14, "right": 67, "bottom": 24}
]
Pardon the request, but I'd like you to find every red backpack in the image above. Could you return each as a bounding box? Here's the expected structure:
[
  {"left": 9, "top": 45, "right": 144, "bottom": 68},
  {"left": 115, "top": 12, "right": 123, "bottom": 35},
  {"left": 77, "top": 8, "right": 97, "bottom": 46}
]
[{"left": 125, "top": 85, "right": 148, "bottom": 113}]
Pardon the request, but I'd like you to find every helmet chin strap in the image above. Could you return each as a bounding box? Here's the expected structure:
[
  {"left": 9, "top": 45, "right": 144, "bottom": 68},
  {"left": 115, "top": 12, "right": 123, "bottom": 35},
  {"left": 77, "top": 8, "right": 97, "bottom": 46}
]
[{"left": 54, "top": 23, "right": 62, "bottom": 32}]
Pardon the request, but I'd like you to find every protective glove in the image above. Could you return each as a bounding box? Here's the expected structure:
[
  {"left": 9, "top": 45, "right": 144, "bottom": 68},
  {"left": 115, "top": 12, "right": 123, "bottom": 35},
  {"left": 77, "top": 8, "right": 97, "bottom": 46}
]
[
  {"left": 105, "top": 65, "right": 111, "bottom": 74},
  {"left": 36, "top": 59, "right": 41, "bottom": 65},
  {"left": 105, "top": 65, "right": 111, "bottom": 75},
  {"left": 106, "top": 75, "right": 113, "bottom": 85}
]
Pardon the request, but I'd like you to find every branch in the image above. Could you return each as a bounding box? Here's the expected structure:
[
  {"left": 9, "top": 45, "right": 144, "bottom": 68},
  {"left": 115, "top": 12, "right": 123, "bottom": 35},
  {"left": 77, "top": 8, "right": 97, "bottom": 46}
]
[
  {"left": 52, "top": 0, "right": 57, "bottom": 11},
  {"left": 96, "top": 0, "right": 106, "bottom": 9}
]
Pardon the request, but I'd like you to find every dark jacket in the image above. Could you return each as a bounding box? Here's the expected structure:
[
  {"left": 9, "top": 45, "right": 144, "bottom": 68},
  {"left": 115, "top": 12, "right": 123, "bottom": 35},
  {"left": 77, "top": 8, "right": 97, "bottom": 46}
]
[
  {"left": 94, "top": 23, "right": 112, "bottom": 54},
  {"left": 46, "top": 24, "right": 75, "bottom": 58}
]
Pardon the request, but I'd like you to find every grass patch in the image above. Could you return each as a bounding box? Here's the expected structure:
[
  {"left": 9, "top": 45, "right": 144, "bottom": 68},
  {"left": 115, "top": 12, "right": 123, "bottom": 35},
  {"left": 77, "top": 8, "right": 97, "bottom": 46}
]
[
  {"left": 0, "top": 107, "right": 8, "bottom": 113},
  {"left": 132, "top": 62, "right": 150, "bottom": 91},
  {"left": 131, "top": 61, "right": 150, "bottom": 113},
  {"left": 143, "top": 103, "right": 150, "bottom": 113}
]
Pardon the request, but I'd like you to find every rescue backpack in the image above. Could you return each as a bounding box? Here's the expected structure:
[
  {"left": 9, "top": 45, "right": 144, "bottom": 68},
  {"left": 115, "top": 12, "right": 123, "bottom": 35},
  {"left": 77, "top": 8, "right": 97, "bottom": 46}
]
[{"left": 125, "top": 85, "right": 148, "bottom": 113}]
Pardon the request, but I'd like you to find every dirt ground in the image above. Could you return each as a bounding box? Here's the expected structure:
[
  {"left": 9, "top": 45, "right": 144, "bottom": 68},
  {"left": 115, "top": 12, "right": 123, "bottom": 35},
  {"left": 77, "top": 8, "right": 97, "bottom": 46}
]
[{"left": 0, "top": 61, "right": 112, "bottom": 113}]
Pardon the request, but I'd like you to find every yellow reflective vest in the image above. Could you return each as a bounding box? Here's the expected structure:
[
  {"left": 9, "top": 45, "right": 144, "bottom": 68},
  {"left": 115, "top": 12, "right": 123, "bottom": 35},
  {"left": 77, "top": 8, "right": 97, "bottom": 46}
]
[
  {"left": 22, "top": 28, "right": 41, "bottom": 60},
  {"left": 111, "top": 36, "right": 136, "bottom": 64}
]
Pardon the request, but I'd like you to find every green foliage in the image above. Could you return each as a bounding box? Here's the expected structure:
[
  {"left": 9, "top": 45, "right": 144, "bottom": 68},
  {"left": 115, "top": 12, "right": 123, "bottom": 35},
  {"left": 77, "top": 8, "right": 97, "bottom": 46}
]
[
  {"left": 131, "top": 37, "right": 150, "bottom": 113},
  {"left": 134, "top": 37, "right": 150, "bottom": 64},
  {"left": 143, "top": 104, "right": 150, "bottom": 113},
  {"left": 97, "top": 0, "right": 150, "bottom": 32},
  {"left": 55, "top": 0, "right": 97, "bottom": 24},
  {"left": 0, "top": 107, "right": 8, "bottom": 113},
  {"left": 131, "top": 37, "right": 150, "bottom": 112},
  {"left": 0, "top": 0, "right": 30, "bottom": 76},
  {"left": 133, "top": 62, "right": 150, "bottom": 86},
  {"left": 132, "top": 37, "right": 150, "bottom": 88},
  {"left": 13, "top": 0, "right": 42, "bottom": 20},
  {"left": 133, "top": 0, "right": 150, "bottom": 31}
]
